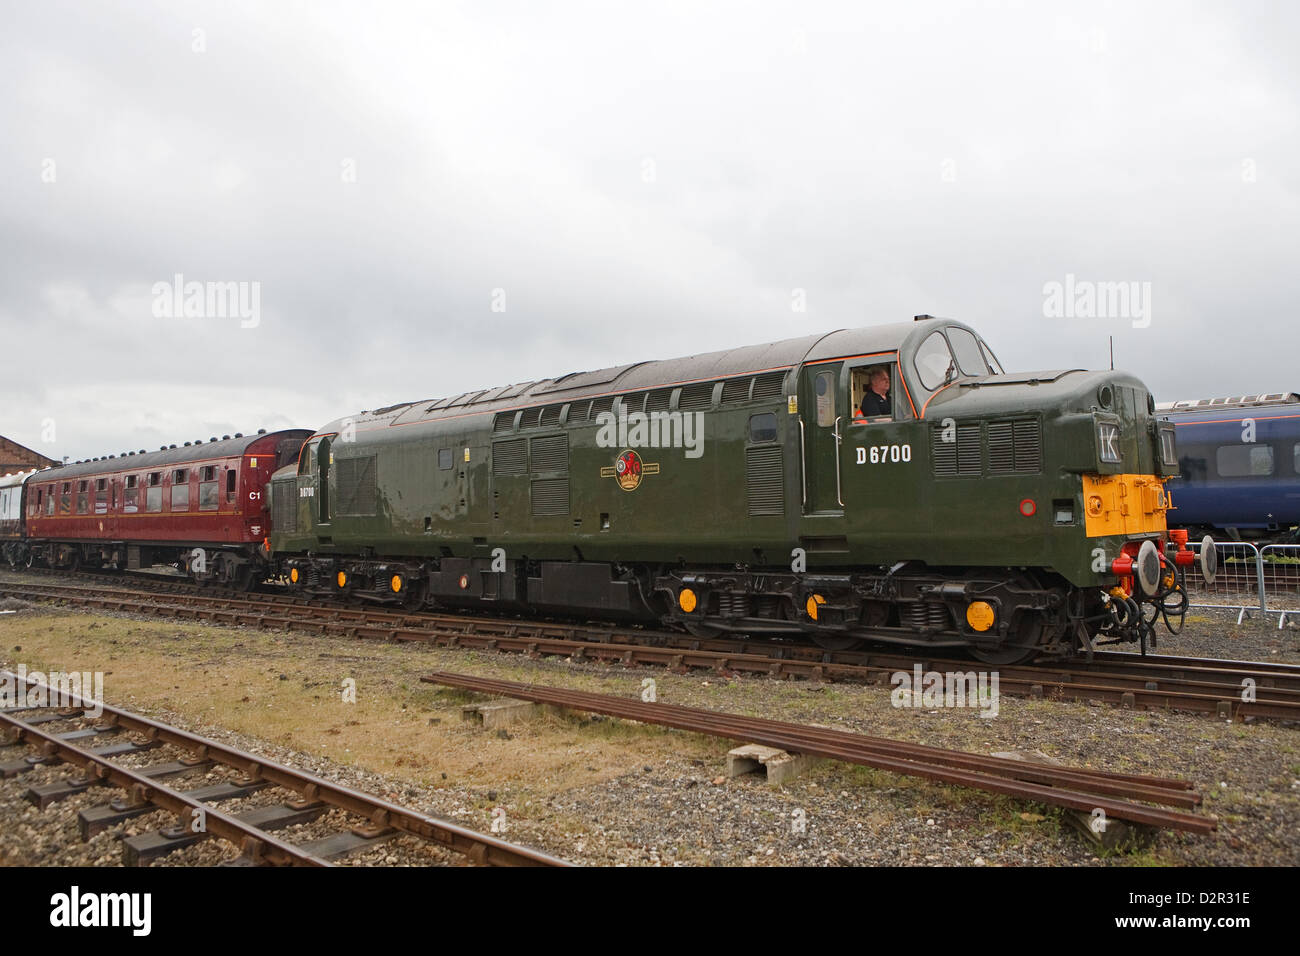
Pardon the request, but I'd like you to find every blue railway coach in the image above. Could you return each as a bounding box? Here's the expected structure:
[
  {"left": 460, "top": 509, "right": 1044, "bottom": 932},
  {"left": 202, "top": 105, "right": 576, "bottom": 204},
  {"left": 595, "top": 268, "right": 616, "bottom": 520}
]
[{"left": 1159, "top": 392, "right": 1300, "bottom": 541}]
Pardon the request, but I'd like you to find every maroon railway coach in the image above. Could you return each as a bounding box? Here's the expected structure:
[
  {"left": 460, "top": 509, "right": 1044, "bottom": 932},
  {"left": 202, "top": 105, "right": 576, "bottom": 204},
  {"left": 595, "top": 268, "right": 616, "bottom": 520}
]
[{"left": 22, "top": 429, "right": 311, "bottom": 587}]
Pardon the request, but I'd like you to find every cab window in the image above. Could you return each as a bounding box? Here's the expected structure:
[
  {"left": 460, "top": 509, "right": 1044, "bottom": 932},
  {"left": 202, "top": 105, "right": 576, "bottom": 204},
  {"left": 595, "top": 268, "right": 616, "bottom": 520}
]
[
  {"left": 979, "top": 339, "right": 1004, "bottom": 375},
  {"left": 914, "top": 331, "right": 956, "bottom": 391},
  {"left": 814, "top": 371, "right": 836, "bottom": 426},
  {"left": 946, "top": 327, "right": 989, "bottom": 377},
  {"left": 851, "top": 364, "right": 900, "bottom": 422},
  {"left": 299, "top": 440, "right": 320, "bottom": 476}
]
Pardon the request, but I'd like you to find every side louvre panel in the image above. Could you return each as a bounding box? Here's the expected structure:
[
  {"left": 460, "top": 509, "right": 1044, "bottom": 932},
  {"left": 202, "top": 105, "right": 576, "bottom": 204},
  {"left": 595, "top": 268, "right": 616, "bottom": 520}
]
[
  {"left": 529, "top": 435, "right": 569, "bottom": 475},
  {"left": 531, "top": 478, "right": 569, "bottom": 516},
  {"left": 745, "top": 445, "right": 785, "bottom": 516},
  {"left": 492, "top": 438, "right": 528, "bottom": 476},
  {"left": 335, "top": 456, "right": 377, "bottom": 515},
  {"left": 987, "top": 419, "right": 1043, "bottom": 474},
  {"left": 932, "top": 423, "right": 982, "bottom": 477},
  {"left": 271, "top": 479, "right": 297, "bottom": 534}
]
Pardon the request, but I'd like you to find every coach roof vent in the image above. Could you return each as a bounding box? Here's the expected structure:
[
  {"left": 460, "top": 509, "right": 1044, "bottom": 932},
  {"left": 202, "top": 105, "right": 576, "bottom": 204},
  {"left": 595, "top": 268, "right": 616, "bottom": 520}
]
[
  {"left": 234, "top": 433, "right": 242, "bottom": 438},
  {"left": 222, "top": 435, "right": 230, "bottom": 440},
  {"left": 258, "top": 428, "right": 266, "bottom": 434},
  {"left": 914, "top": 314, "right": 935, "bottom": 321}
]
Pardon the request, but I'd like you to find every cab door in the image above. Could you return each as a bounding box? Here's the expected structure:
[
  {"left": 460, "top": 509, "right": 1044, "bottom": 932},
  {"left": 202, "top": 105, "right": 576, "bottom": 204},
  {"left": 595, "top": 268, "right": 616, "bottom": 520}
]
[
  {"left": 841, "top": 360, "right": 926, "bottom": 547},
  {"left": 316, "top": 437, "right": 332, "bottom": 525},
  {"left": 799, "top": 362, "right": 845, "bottom": 516}
]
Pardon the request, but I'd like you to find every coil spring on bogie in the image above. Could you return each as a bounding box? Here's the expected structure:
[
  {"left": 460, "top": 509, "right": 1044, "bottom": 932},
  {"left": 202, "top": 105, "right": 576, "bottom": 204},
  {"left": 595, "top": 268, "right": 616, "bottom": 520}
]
[
  {"left": 907, "top": 602, "right": 953, "bottom": 631},
  {"left": 717, "top": 593, "right": 752, "bottom": 618}
]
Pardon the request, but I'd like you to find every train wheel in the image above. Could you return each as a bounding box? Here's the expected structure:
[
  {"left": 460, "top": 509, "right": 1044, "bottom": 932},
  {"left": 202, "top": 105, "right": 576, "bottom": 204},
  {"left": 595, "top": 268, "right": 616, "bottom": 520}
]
[
  {"left": 810, "top": 633, "right": 866, "bottom": 651},
  {"left": 970, "top": 616, "right": 1049, "bottom": 666},
  {"left": 400, "top": 582, "right": 427, "bottom": 611},
  {"left": 683, "top": 621, "right": 725, "bottom": 639}
]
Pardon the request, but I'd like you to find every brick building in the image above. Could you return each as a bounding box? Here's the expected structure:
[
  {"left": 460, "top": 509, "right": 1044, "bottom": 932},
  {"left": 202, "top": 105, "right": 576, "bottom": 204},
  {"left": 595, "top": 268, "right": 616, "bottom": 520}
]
[{"left": 0, "top": 435, "right": 58, "bottom": 476}]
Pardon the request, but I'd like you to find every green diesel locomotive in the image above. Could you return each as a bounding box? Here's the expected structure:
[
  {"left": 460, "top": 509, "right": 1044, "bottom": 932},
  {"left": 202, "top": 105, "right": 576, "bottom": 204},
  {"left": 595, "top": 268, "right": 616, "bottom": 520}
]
[{"left": 268, "top": 316, "right": 1211, "bottom": 663}]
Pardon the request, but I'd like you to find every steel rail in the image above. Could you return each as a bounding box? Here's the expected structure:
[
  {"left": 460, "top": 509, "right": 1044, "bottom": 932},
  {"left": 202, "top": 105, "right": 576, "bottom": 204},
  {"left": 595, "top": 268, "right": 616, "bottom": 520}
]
[
  {"left": 1, "top": 671, "right": 568, "bottom": 867},
  {"left": 6, "top": 577, "right": 1299, "bottom": 720},
  {"left": 421, "top": 672, "right": 1216, "bottom": 834},
  {"left": 0, "top": 708, "right": 331, "bottom": 866}
]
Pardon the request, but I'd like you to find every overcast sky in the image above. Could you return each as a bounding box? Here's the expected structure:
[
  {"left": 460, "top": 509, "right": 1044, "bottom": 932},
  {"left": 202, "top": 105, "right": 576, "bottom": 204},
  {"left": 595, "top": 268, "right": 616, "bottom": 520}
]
[{"left": 1, "top": 0, "right": 1296, "bottom": 461}]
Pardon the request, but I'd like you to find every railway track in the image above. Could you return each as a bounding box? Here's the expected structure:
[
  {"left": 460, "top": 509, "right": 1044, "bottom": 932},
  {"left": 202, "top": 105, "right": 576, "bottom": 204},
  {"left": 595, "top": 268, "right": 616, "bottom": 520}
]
[
  {"left": 422, "top": 671, "right": 1217, "bottom": 834},
  {"left": 0, "top": 671, "right": 567, "bottom": 867},
  {"left": 4, "top": 572, "right": 1300, "bottom": 722}
]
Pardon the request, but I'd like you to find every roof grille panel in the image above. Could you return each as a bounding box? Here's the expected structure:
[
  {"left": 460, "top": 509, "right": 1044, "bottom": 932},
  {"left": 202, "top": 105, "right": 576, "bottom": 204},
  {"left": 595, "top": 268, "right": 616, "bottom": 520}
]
[
  {"left": 679, "top": 383, "right": 715, "bottom": 410},
  {"left": 751, "top": 371, "right": 786, "bottom": 400},
  {"left": 645, "top": 389, "right": 672, "bottom": 413},
  {"left": 720, "top": 378, "right": 751, "bottom": 404}
]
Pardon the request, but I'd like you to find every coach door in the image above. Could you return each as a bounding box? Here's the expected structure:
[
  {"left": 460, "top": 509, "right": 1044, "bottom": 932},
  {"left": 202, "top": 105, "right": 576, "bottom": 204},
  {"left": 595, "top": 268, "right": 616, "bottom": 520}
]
[{"left": 798, "top": 362, "right": 844, "bottom": 516}]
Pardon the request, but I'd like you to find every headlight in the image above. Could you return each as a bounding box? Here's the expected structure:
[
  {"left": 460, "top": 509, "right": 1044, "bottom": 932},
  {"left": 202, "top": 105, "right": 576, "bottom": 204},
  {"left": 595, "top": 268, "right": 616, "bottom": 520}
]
[{"left": 1097, "top": 420, "right": 1122, "bottom": 464}]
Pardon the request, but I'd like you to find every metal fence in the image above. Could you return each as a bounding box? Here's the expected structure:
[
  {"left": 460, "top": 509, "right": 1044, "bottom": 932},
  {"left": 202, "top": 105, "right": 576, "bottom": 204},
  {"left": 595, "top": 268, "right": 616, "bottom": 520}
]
[{"left": 1172, "top": 540, "right": 1300, "bottom": 627}]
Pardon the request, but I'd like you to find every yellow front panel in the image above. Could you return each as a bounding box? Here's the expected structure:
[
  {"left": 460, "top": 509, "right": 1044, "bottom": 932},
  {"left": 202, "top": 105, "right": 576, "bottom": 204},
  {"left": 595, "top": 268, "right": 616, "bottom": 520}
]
[{"left": 1082, "top": 473, "right": 1170, "bottom": 537}]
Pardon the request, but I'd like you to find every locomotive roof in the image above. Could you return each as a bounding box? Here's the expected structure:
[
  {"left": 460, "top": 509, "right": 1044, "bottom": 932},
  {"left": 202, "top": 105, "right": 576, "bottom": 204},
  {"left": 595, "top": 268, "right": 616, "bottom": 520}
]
[
  {"left": 325, "top": 319, "right": 959, "bottom": 433},
  {"left": 24, "top": 430, "right": 310, "bottom": 484}
]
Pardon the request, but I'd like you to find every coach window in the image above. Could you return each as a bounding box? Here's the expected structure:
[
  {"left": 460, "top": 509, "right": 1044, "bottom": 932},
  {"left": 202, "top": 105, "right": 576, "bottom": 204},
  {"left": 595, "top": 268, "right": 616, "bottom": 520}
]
[
  {"left": 171, "top": 469, "right": 190, "bottom": 511},
  {"left": 438, "top": 448, "right": 453, "bottom": 470},
  {"left": 95, "top": 478, "right": 108, "bottom": 514},
  {"left": 146, "top": 473, "right": 162, "bottom": 513},
  {"left": 226, "top": 468, "right": 237, "bottom": 503},
  {"left": 124, "top": 475, "right": 139, "bottom": 513},
  {"left": 76, "top": 481, "right": 88, "bottom": 514},
  {"left": 199, "top": 475, "right": 219, "bottom": 511},
  {"left": 47, "top": 485, "right": 55, "bottom": 515},
  {"left": 1216, "top": 444, "right": 1273, "bottom": 477}
]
